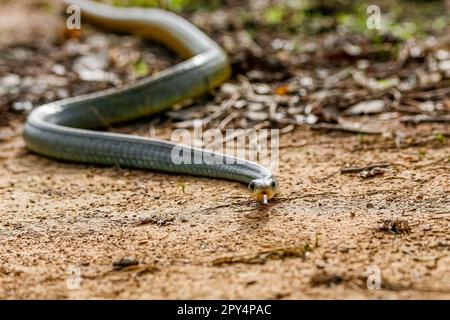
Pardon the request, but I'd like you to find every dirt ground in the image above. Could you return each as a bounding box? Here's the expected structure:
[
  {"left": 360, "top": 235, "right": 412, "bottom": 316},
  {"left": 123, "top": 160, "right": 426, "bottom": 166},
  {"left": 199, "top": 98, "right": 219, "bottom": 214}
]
[
  {"left": 0, "top": 0, "right": 449, "bottom": 299},
  {"left": 1, "top": 117, "right": 449, "bottom": 299}
]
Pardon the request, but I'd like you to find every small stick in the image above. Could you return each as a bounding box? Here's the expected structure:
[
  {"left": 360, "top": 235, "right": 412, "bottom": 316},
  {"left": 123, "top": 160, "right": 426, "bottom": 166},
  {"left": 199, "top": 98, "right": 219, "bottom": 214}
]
[
  {"left": 400, "top": 114, "right": 450, "bottom": 124},
  {"left": 310, "top": 123, "right": 383, "bottom": 135},
  {"left": 341, "top": 163, "right": 392, "bottom": 174}
]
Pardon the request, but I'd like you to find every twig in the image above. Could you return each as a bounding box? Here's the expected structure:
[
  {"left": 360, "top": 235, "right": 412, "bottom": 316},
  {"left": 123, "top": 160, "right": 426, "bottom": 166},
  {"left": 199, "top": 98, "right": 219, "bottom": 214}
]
[
  {"left": 309, "top": 123, "right": 383, "bottom": 135},
  {"left": 407, "top": 86, "right": 450, "bottom": 100},
  {"left": 279, "top": 142, "right": 308, "bottom": 149},
  {"left": 316, "top": 170, "right": 339, "bottom": 182},
  {"left": 341, "top": 163, "right": 391, "bottom": 174},
  {"left": 285, "top": 191, "right": 339, "bottom": 200},
  {"left": 202, "top": 93, "right": 240, "bottom": 126},
  {"left": 400, "top": 114, "right": 450, "bottom": 124},
  {"left": 275, "top": 119, "right": 383, "bottom": 135}
]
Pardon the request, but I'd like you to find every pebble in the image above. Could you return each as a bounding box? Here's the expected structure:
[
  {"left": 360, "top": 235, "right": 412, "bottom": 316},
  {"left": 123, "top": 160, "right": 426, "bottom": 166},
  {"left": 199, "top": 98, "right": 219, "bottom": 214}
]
[
  {"left": 113, "top": 257, "right": 139, "bottom": 269},
  {"left": 220, "top": 83, "right": 239, "bottom": 96},
  {"left": 253, "top": 83, "right": 271, "bottom": 95},
  {"left": 234, "top": 99, "right": 247, "bottom": 109},
  {"left": 51, "top": 64, "right": 66, "bottom": 76},
  {"left": 438, "top": 60, "right": 450, "bottom": 71},
  {"left": 74, "top": 52, "right": 109, "bottom": 72},
  {"left": 1, "top": 74, "right": 21, "bottom": 94},
  {"left": 247, "top": 111, "right": 268, "bottom": 121},
  {"left": 345, "top": 100, "right": 386, "bottom": 115},
  {"left": 436, "top": 49, "right": 450, "bottom": 60},
  {"left": 12, "top": 101, "right": 33, "bottom": 112}
]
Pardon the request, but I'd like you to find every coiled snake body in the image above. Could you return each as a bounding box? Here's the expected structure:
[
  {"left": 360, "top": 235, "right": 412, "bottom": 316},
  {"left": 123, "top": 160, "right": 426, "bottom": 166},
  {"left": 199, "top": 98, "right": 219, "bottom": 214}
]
[{"left": 23, "top": 0, "right": 278, "bottom": 203}]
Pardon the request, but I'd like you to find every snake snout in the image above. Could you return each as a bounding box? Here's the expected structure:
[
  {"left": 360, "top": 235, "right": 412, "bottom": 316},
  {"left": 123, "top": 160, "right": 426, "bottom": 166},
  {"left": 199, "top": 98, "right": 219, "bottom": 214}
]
[{"left": 248, "top": 178, "right": 278, "bottom": 203}]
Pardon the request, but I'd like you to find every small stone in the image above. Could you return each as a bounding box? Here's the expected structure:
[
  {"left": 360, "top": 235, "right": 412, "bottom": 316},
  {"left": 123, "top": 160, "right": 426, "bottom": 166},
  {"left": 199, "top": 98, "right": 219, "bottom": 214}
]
[
  {"left": 438, "top": 60, "right": 450, "bottom": 71},
  {"left": 253, "top": 83, "right": 271, "bottom": 95},
  {"left": 220, "top": 83, "right": 239, "bottom": 96},
  {"left": 343, "top": 43, "right": 362, "bottom": 56},
  {"left": 300, "top": 76, "right": 314, "bottom": 87},
  {"left": 436, "top": 49, "right": 450, "bottom": 60},
  {"left": 346, "top": 100, "right": 386, "bottom": 115},
  {"left": 51, "top": 64, "right": 66, "bottom": 76},
  {"left": 56, "top": 89, "right": 69, "bottom": 99},
  {"left": 246, "top": 111, "right": 268, "bottom": 121},
  {"left": 1, "top": 74, "right": 21, "bottom": 89},
  {"left": 234, "top": 100, "right": 247, "bottom": 109},
  {"left": 357, "top": 59, "right": 370, "bottom": 70},
  {"left": 75, "top": 52, "right": 108, "bottom": 70},
  {"left": 113, "top": 257, "right": 139, "bottom": 269},
  {"left": 305, "top": 114, "right": 318, "bottom": 125},
  {"left": 12, "top": 101, "right": 33, "bottom": 112}
]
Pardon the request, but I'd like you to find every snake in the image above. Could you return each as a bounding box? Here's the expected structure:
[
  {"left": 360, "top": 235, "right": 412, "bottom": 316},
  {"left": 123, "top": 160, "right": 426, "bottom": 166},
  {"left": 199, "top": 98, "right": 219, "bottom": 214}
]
[{"left": 23, "top": 0, "right": 278, "bottom": 203}]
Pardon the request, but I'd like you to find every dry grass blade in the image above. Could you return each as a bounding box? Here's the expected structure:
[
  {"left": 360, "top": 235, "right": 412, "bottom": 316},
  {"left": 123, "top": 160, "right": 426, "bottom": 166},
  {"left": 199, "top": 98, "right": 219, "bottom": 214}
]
[{"left": 212, "top": 246, "right": 310, "bottom": 266}]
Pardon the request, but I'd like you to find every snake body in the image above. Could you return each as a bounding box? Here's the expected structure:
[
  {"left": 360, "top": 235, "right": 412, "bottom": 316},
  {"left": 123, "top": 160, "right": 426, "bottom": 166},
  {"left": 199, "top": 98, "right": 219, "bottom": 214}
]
[{"left": 23, "top": 0, "right": 278, "bottom": 202}]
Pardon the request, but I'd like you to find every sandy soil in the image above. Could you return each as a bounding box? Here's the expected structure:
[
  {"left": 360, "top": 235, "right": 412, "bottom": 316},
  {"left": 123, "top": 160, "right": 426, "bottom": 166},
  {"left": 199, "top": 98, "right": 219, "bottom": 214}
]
[
  {"left": 0, "top": 0, "right": 449, "bottom": 299},
  {"left": 1, "top": 116, "right": 449, "bottom": 299}
]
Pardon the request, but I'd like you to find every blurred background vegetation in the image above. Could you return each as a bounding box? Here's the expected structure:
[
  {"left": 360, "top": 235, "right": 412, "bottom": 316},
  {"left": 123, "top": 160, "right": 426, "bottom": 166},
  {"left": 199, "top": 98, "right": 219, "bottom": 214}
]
[{"left": 102, "top": 0, "right": 449, "bottom": 40}]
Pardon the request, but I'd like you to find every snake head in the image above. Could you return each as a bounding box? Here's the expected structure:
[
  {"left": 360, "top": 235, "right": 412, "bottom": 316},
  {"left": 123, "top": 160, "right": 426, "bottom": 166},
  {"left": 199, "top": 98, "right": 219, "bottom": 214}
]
[{"left": 248, "top": 178, "right": 278, "bottom": 204}]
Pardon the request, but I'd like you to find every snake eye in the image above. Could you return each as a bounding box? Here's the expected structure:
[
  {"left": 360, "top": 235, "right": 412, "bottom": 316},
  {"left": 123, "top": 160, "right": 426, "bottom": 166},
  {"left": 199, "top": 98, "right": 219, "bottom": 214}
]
[
  {"left": 271, "top": 181, "right": 276, "bottom": 188},
  {"left": 249, "top": 182, "right": 255, "bottom": 190}
]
